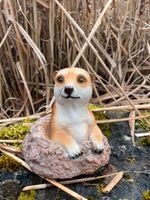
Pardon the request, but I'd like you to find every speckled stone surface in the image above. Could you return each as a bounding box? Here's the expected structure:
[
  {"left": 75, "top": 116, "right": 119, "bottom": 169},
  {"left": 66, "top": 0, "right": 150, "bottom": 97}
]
[{"left": 23, "top": 115, "right": 111, "bottom": 179}]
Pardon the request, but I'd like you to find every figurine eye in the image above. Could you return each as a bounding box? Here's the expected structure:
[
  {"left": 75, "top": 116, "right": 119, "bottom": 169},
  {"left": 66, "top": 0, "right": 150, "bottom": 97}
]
[
  {"left": 56, "top": 75, "right": 64, "bottom": 83},
  {"left": 77, "top": 75, "right": 87, "bottom": 83}
]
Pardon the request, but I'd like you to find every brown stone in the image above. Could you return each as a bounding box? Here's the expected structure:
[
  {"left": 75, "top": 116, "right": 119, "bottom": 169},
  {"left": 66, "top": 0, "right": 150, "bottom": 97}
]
[{"left": 23, "top": 115, "right": 111, "bottom": 179}]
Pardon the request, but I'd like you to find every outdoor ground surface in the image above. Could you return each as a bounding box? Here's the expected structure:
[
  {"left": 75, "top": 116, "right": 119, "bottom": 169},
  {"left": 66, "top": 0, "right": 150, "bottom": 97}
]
[{"left": 0, "top": 112, "right": 149, "bottom": 200}]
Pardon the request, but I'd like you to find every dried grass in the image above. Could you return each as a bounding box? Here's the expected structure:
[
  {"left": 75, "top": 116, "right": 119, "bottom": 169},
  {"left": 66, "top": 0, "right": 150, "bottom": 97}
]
[{"left": 0, "top": 0, "right": 150, "bottom": 119}]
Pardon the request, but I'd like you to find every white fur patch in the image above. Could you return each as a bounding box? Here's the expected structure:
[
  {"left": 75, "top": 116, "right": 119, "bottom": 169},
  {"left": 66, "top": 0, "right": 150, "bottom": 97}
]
[
  {"left": 65, "top": 140, "right": 81, "bottom": 157},
  {"left": 56, "top": 103, "right": 92, "bottom": 143},
  {"left": 90, "top": 136, "right": 104, "bottom": 151}
]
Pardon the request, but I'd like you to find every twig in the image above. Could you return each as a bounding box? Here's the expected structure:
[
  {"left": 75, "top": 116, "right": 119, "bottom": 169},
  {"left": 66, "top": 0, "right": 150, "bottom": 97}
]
[
  {"left": 97, "top": 114, "right": 150, "bottom": 124},
  {"left": 46, "top": 179, "right": 88, "bottom": 200},
  {"left": 23, "top": 172, "right": 120, "bottom": 191},
  {"left": 0, "top": 148, "right": 88, "bottom": 200},
  {"left": 111, "top": 99, "right": 150, "bottom": 106},
  {"left": 0, "top": 112, "right": 44, "bottom": 124},
  {"left": 0, "top": 143, "right": 21, "bottom": 154},
  {"left": 0, "top": 25, "right": 12, "bottom": 48},
  {"left": 0, "top": 139, "right": 23, "bottom": 143},
  {"left": 135, "top": 133, "right": 150, "bottom": 137},
  {"left": 71, "top": 0, "right": 113, "bottom": 67},
  {"left": 91, "top": 104, "right": 150, "bottom": 112},
  {"left": 129, "top": 111, "right": 136, "bottom": 146},
  {"left": 65, "top": 28, "right": 118, "bottom": 104},
  {"left": 35, "top": 0, "right": 49, "bottom": 8},
  {"left": 101, "top": 172, "right": 124, "bottom": 193},
  {"left": 22, "top": 169, "right": 150, "bottom": 191}
]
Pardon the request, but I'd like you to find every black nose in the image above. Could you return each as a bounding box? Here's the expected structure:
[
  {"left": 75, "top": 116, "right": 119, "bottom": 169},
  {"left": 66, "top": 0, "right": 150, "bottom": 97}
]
[{"left": 64, "top": 86, "right": 74, "bottom": 95}]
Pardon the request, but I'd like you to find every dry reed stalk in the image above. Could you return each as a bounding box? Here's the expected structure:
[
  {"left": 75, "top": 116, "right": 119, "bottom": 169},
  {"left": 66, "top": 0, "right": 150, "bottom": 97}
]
[
  {"left": 65, "top": 29, "right": 117, "bottom": 104},
  {"left": 101, "top": 172, "right": 124, "bottom": 193},
  {"left": 71, "top": 0, "right": 113, "bottom": 67},
  {"left": 147, "top": 42, "right": 150, "bottom": 55},
  {"left": 0, "top": 148, "right": 88, "bottom": 200},
  {"left": 46, "top": 0, "right": 55, "bottom": 108},
  {"left": 0, "top": 143, "right": 21, "bottom": 153},
  {"left": 0, "top": 103, "right": 149, "bottom": 126},
  {"left": 129, "top": 111, "right": 136, "bottom": 146},
  {"left": 92, "top": 36, "right": 117, "bottom": 68},
  {"left": 22, "top": 169, "right": 150, "bottom": 191},
  {"left": 109, "top": 28, "right": 128, "bottom": 57},
  {"left": 0, "top": 139, "right": 23, "bottom": 143},
  {"left": 46, "top": 179, "right": 88, "bottom": 200},
  {"left": 16, "top": 22, "right": 46, "bottom": 65},
  {"left": 97, "top": 113, "right": 150, "bottom": 124},
  {"left": 16, "top": 62, "right": 35, "bottom": 113},
  {"left": 110, "top": 76, "right": 148, "bottom": 106},
  {"left": 0, "top": 25, "right": 12, "bottom": 48},
  {"left": 35, "top": 0, "right": 49, "bottom": 8},
  {"left": 91, "top": 104, "right": 150, "bottom": 112},
  {"left": 55, "top": 0, "right": 148, "bottom": 124},
  {"left": 0, "top": 0, "right": 150, "bottom": 118},
  {"left": 135, "top": 133, "right": 150, "bottom": 137},
  {"left": 118, "top": 99, "right": 150, "bottom": 106},
  {"left": 0, "top": 113, "right": 42, "bottom": 124},
  {"left": 23, "top": 172, "right": 120, "bottom": 191},
  {"left": 58, "top": 2, "right": 120, "bottom": 105}
]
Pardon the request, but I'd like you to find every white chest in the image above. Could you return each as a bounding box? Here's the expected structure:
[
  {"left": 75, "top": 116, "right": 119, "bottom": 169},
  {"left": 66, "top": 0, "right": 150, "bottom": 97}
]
[{"left": 56, "top": 104, "right": 92, "bottom": 143}]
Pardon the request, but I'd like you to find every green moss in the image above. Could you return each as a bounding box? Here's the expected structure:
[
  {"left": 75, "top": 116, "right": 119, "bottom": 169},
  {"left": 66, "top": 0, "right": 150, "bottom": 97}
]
[
  {"left": 139, "top": 136, "right": 150, "bottom": 146},
  {"left": 88, "top": 104, "right": 105, "bottom": 121},
  {"left": 88, "top": 196, "right": 95, "bottom": 200},
  {"left": 89, "top": 104, "right": 111, "bottom": 138},
  {"left": 95, "top": 183, "right": 104, "bottom": 195},
  {"left": 0, "top": 154, "right": 22, "bottom": 172},
  {"left": 142, "top": 190, "right": 150, "bottom": 200},
  {"left": 135, "top": 111, "right": 150, "bottom": 131},
  {"left": 100, "top": 125, "right": 112, "bottom": 138},
  {"left": 18, "top": 190, "right": 36, "bottom": 200},
  {"left": 0, "top": 124, "right": 29, "bottom": 141},
  {"left": 22, "top": 118, "right": 36, "bottom": 123},
  {"left": 126, "top": 157, "right": 136, "bottom": 164},
  {"left": 0, "top": 122, "right": 30, "bottom": 171},
  {"left": 123, "top": 173, "right": 133, "bottom": 180},
  {"left": 88, "top": 103, "right": 104, "bottom": 110}
]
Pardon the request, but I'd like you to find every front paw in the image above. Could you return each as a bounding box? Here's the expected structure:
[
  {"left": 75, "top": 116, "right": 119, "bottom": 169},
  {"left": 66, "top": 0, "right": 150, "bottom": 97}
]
[
  {"left": 70, "top": 152, "right": 82, "bottom": 159},
  {"left": 92, "top": 140, "right": 104, "bottom": 153},
  {"left": 66, "top": 142, "right": 81, "bottom": 159}
]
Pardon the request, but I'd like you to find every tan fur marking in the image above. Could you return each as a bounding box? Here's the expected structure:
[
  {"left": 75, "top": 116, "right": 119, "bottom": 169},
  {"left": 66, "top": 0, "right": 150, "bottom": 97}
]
[
  {"left": 51, "top": 130, "right": 75, "bottom": 148},
  {"left": 55, "top": 68, "right": 92, "bottom": 88},
  {"left": 47, "top": 104, "right": 76, "bottom": 149},
  {"left": 90, "top": 125, "right": 104, "bottom": 143}
]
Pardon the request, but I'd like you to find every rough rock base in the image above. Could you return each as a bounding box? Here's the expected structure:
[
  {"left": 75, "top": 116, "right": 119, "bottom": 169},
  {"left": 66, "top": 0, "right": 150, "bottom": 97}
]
[{"left": 23, "top": 115, "right": 111, "bottom": 179}]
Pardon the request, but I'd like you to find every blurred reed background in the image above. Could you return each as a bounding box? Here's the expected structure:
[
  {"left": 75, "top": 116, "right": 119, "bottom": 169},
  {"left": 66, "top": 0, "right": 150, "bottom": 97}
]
[{"left": 0, "top": 0, "right": 150, "bottom": 119}]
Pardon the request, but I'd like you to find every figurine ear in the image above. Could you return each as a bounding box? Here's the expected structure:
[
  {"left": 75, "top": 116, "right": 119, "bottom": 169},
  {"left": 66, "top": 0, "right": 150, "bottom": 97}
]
[
  {"left": 53, "top": 71, "right": 58, "bottom": 80},
  {"left": 89, "top": 73, "right": 95, "bottom": 82}
]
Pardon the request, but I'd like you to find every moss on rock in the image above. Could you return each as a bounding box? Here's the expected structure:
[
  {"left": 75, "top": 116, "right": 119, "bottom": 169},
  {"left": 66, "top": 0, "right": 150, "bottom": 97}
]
[
  {"left": 139, "top": 136, "right": 150, "bottom": 146},
  {"left": 89, "top": 104, "right": 111, "bottom": 138},
  {"left": 143, "top": 190, "right": 150, "bottom": 200},
  {"left": 0, "top": 122, "right": 30, "bottom": 171},
  {"left": 0, "top": 123, "right": 30, "bottom": 141},
  {"left": 135, "top": 111, "right": 150, "bottom": 131},
  {"left": 123, "top": 173, "right": 133, "bottom": 180},
  {"left": 0, "top": 154, "right": 22, "bottom": 171},
  {"left": 18, "top": 190, "right": 36, "bottom": 200}
]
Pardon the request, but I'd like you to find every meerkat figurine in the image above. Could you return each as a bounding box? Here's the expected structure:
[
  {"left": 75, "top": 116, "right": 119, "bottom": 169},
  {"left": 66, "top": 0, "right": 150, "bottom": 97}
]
[{"left": 47, "top": 67, "right": 104, "bottom": 158}]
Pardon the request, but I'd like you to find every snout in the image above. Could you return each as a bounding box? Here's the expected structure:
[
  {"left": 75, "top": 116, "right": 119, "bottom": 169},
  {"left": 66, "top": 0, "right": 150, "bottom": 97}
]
[{"left": 64, "top": 86, "right": 74, "bottom": 96}]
